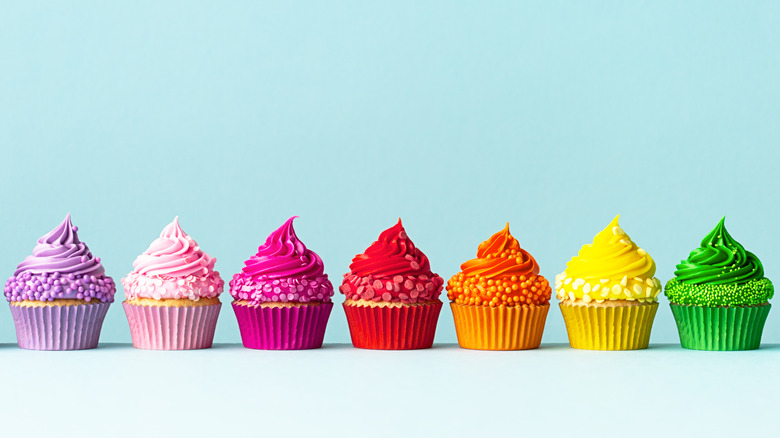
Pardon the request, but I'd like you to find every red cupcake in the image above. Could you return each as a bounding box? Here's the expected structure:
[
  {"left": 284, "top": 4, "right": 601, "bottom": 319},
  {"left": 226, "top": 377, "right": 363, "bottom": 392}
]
[{"left": 340, "top": 219, "right": 443, "bottom": 349}]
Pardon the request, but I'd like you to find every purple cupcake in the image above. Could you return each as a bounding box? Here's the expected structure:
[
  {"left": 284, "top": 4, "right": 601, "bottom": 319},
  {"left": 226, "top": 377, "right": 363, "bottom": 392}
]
[{"left": 3, "top": 214, "right": 115, "bottom": 350}]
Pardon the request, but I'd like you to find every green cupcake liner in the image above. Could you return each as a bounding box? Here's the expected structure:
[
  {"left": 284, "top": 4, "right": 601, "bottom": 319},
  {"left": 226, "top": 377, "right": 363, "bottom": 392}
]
[{"left": 669, "top": 304, "right": 771, "bottom": 351}]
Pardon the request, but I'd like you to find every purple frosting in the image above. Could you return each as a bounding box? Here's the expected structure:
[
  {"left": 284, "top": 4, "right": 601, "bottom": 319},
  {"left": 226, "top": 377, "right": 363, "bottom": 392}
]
[{"left": 4, "top": 214, "right": 116, "bottom": 303}]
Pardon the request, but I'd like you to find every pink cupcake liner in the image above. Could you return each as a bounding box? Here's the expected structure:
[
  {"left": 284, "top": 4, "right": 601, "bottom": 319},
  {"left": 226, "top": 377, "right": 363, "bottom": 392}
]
[
  {"left": 232, "top": 302, "right": 333, "bottom": 350},
  {"left": 9, "top": 302, "right": 111, "bottom": 350},
  {"left": 123, "top": 302, "right": 221, "bottom": 350}
]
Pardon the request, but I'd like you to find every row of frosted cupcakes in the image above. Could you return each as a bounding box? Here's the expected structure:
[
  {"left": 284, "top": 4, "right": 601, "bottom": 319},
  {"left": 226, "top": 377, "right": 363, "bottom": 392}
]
[{"left": 3, "top": 214, "right": 774, "bottom": 351}]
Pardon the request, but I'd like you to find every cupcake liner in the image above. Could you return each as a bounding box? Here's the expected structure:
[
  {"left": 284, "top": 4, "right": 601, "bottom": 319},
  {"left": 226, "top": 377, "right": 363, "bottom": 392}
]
[
  {"left": 669, "top": 304, "right": 771, "bottom": 351},
  {"left": 123, "top": 302, "right": 222, "bottom": 350},
  {"left": 450, "top": 303, "right": 549, "bottom": 350},
  {"left": 343, "top": 301, "right": 442, "bottom": 350},
  {"left": 559, "top": 302, "right": 658, "bottom": 350},
  {"left": 232, "top": 302, "right": 333, "bottom": 350},
  {"left": 9, "top": 302, "right": 110, "bottom": 350}
]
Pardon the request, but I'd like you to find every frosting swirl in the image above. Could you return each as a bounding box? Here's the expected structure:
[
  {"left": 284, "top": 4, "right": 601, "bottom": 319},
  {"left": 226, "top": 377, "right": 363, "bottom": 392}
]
[
  {"left": 555, "top": 215, "right": 661, "bottom": 303},
  {"left": 122, "top": 217, "right": 223, "bottom": 301},
  {"left": 14, "top": 213, "right": 105, "bottom": 277},
  {"left": 348, "top": 219, "right": 432, "bottom": 278},
  {"left": 674, "top": 217, "right": 764, "bottom": 285},
  {"left": 229, "top": 217, "right": 333, "bottom": 305},
  {"left": 4, "top": 214, "right": 115, "bottom": 303},
  {"left": 340, "top": 219, "right": 443, "bottom": 304},
  {"left": 460, "top": 223, "right": 539, "bottom": 278},
  {"left": 240, "top": 216, "right": 326, "bottom": 279},
  {"left": 447, "top": 224, "right": 550, "bottom": 307},
  {"left": 132, "top": 217, "right": 216, "bottom": 277},
  {"left": 563, "top": 215, "right": 655, "bottom": 280}
]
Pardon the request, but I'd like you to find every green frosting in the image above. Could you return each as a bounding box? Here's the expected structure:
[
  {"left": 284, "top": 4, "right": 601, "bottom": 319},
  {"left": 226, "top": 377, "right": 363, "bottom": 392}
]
[
  {"left": 673, "top": 218, "right": 764, "bottom": 285},
  {"left": 665, "top": 277, "right": 774, "bottom": 307}
]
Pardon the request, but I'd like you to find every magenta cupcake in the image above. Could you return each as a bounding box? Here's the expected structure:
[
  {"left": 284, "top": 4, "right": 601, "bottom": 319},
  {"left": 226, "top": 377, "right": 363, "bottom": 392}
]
[
  {"left": 3, "top": 214, "right": 116, "bottom": 350},
  {"left": 121, "top": 217, "right": 224, "bottom": 350},
  {"left": 229, "top": 217, "right": 334, "bottom": 350}
]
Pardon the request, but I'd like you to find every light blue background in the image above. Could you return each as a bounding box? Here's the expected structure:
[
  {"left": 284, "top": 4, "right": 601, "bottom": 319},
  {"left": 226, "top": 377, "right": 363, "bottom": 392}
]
[{"left": 1, "top": 0, "right": 778, "bottom": 346}]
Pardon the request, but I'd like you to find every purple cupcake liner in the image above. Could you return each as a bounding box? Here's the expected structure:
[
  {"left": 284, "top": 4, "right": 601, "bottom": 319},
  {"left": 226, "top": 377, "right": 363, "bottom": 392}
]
[
  {"left": 232, "top": 301, "right": 333, "bottom": 350},
  {"left": 9, "top": 302, "right": 110, "bottom": 350},
  {"left": 123, "top": 302, "right": 221, "bottom": 350}
]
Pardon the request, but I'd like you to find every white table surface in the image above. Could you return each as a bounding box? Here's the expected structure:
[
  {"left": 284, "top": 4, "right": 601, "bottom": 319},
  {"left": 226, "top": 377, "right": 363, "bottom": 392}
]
[{"left": 1, "top": 343, "right": 776, "bottom": 438}]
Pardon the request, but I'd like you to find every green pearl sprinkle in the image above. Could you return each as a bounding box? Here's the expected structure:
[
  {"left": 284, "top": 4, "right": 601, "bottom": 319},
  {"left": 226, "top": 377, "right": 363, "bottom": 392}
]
[{"left": 664, "top": 277, "right": 774, "bottom": 307}]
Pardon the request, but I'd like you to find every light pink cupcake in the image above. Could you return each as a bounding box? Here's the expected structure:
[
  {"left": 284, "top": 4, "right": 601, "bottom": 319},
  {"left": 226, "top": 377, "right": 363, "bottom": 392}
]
[{"left": 121, "top": 217, "right": 224, "bottom": 350}]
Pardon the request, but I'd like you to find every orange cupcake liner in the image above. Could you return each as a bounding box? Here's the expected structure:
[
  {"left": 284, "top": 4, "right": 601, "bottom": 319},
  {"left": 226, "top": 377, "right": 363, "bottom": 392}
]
[{"left": 450, "top": 303, "right": 549, "bottom": 350}]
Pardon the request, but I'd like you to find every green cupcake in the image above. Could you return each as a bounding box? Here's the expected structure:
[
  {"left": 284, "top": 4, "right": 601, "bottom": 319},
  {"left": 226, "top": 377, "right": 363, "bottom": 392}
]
[{"left": 665, "top": 218, "right": 773, "bottom": 350}]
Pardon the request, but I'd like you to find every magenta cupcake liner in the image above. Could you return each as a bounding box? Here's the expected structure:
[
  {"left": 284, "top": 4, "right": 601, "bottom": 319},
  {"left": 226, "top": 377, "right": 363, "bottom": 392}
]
[
  {"left": 123, "top": 302, "right": 221, "bottom": 350},
  {"left": 232, "top": 302, "right": 333, "bottom": 350},
  {"left": 9, "top": 302, "right": 110, "bottom": 350}
]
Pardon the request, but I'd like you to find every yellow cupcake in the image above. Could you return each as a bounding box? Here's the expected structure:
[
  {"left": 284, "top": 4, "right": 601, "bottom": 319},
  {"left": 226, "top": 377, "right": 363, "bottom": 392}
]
[{"left": 556, "top": 216, "right": 660, "bottom": 350}]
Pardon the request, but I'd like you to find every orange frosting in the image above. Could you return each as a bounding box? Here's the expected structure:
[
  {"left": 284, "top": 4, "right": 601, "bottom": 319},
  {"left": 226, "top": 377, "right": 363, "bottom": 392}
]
[{"left": 447, "top": 224, "right": 551, "bottom": 307}]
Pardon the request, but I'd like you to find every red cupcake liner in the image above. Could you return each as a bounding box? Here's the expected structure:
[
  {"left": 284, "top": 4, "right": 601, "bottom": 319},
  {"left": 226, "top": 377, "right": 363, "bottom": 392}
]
[
  {"left": 123, "top": 302, "right": 221, "bottom": 350},
  {"left": 232, "top": 302, "right": 333, "bottom": 350},
  {"left": 343, "top": 301, "right": 442, "bottom": 350}
]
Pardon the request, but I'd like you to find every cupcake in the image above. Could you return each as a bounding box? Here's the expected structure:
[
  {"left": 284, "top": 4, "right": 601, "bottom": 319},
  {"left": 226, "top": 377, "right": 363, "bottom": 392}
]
[
  {"left": 229, "top": 217, "right": 334, "bottom": 350},
  {"left": 4, "top": 214, "right": 115, "bottom": 350},
  {"left": 446, "top": 224, "right": 551, "bottom": 350},
  {"left": 340, "top": 219, "right": 443, "bottom": 350},
  {"left": 121, "top": 217, "right": 224, "bottom": 350},
  {"left": 665, "top": 218, "right": 773, "bottom": 350},
  {"left": 555, "top": 215, "right": 661, "bottom": 350}
]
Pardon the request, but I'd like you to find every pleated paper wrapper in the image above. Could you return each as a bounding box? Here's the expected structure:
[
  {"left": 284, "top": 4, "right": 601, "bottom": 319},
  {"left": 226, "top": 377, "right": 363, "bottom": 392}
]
[
  {"left": 343, "top": 301, "right": 442, "bottom": 350},
  {"left": 123, "top": 302, "right": 221, "bottom": 350},
  {"left": 670, "top": 303, "right": 770, "bottom": 351},
  {"left": 9, "top": 302, "right": 110, "bottom": 350},
  {"left": 559, "top": 302, "right": 658, "bottom": 350},
  {"left": 232, "top": 302, "right": 333, "bottom": 350},
  {"left": 451, "top": 303, "right": 549, "bottom": 350}
]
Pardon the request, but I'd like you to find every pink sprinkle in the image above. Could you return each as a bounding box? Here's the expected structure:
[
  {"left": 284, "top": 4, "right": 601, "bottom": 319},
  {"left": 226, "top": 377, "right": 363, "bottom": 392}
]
[
  {"left": 410, "top": 290, "right": 419, "bottom": 299},
  {"left": 363, "top": 287, "right": 375, "bottom": 300},
  {"left": 416, "top": 283, "right": 424, "bottom": 292},
  {"left": 419, "top": 275, "right": 429, "bottom": 281},
  {"left": 404, "top": 280, "right": 414, "bottom": 290},
  {"left": 392, "top": 283, "right": 400, "bottom": 292},
  {"left": 357, "top": 286, "right": 365, "bottom": 295},
  {"left": 381, "top": 292, "right": 392, "bottom": 301},
  {"left": 399, "top": 293, "right": 409, "bottom": 300},
  {"left": 393, "top": 275, "right": 404, "bottom": 283},
  {"left": 386, "top": 281, "right": 393, "bottom": 290},
  {"left": 410, "top": 261, "right": 420, "bottom": 270},
  {"left": 425, "top": 283, "right": 434, "bottom": 290},
  {"left": 373, "top": 280, "right": 383, "bottom": 290}
]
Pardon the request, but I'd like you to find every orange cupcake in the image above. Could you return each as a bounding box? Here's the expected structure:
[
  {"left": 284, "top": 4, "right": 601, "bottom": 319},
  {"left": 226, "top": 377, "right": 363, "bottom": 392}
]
[{"left": 447, "top": 224, "right": 551, "bottom": 350}]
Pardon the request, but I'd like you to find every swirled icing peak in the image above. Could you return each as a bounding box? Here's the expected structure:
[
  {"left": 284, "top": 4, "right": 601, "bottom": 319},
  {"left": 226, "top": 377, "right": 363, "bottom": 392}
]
[
  {"left": 131, "top": 217, "right": 217, "bottom": 278},
  {"left": 14, "top": 213, "right": 105, "bottom": 277},
  {"left": 121, "top": 217, "right": 223, "bottom": 301},
  {"left": 4, "top": 214, "right": 116, "bottom": 303},
  {"left": 240, "top": 216, "right": 326, "bottom": 279},
  {"left": 340, "top": 219, "right": 443, "bottom": 303},
  {"left": 447, "top": 224, "right": 551, "bottom": 307},
  {"left": 229, "top": 217, "right": 334, "bottom": 305},
  {"left": 348, "top": 219, "right": 432, "bottom": 278},
  {"left": 563, "top": 215, "right": 655, "bottom": 280},
  {"left": 555, "top": 216, "right": 661, "bottom": 303},
  {"left": 461, "top": 223, "right": 540, "bottom": 278},
  {"left": 673, "top": 217, "right": 765, "bottom": 285}
]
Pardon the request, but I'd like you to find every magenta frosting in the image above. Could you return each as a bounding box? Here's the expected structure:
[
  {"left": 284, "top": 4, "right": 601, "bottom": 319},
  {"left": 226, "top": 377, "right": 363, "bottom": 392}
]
[
  {"left": 229, "top": 217, "right": 334, "bottom": 305},
  {"left": 4, "top": 214, "right": 116, "bottom": 303}
]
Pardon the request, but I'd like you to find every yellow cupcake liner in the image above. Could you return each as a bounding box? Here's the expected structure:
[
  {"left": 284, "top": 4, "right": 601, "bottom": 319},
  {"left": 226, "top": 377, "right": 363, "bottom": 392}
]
[
  {"left": 450, "top": 303, "right": 550, "bottom": 350},
  {"left": 559, "top": 301, "right": 658, "bottom": 350}
]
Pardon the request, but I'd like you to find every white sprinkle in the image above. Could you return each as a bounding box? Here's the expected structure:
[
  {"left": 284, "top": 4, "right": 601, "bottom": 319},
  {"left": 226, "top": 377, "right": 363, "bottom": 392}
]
[{"left": 572, "top": 279, "right": 584, "bottom": 290}]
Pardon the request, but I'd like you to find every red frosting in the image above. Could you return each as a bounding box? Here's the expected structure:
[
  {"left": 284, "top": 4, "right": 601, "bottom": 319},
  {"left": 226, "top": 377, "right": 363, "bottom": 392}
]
[{"left": 340, "top": 219, "right": 443, "bottom": 304}]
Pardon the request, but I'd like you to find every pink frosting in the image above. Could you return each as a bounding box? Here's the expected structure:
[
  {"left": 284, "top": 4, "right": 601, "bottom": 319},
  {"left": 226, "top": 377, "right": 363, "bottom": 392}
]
[
  {"left": 121, "top": 217, "right": 223, "bottom": 301},
  {"left": 229, "top": 217, "right": 334, "bottom": 305}
]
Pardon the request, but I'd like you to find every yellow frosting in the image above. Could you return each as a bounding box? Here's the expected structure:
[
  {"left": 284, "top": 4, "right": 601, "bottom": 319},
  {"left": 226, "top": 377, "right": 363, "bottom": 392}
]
[{"left": 555, "top": 215, "right": 661, "bottom": 303}]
